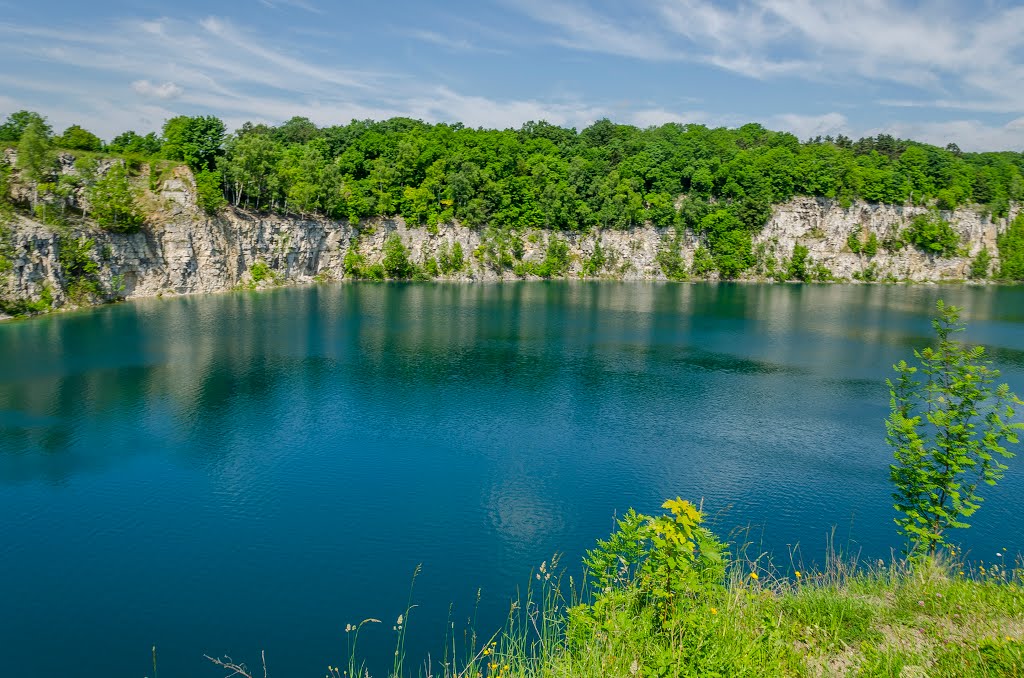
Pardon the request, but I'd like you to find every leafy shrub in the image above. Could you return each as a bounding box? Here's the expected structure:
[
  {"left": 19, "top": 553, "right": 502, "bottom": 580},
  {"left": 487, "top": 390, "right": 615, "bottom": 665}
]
[
  {"left": 88, "top": 163, "right": 144, "bottom": 233},
  {"left": 787, "top": 243, "right": 810, "bottom": 281},
  {"left": 249, "top": 260, "right": 282, "bottom": 286},
  {"left": 535, "top": 235, "right": 570, "bottom": 278},
  {"left": 969, "top": 247, "right": 991, "bottom": 280},
  {"left": 583, "top": 240, "right": 607, "bottom": 277},
  {"left": 864, "top": 232, "right": 879, "bottom": 257},
  {"left": 903, "top": 214, "right": 960, "bottom": 256},
  {"left": 886, "top": 301, "right": 1022, "bottom": 557},
  {"left": 382, "top": 233, "right": 413, "bottom": 279},
  {"left": 194, "top": 169, "right": 226, "bottom": 214},
  {"left": 847, "top": 227, "right": 863, "bottom": 254},
  {"left": 996, "top": 213, "right": 1024, "bottom": 280},
  {"left": 437, "top": 241, "right": 465, "bottom": 275},
  {"left": 691, "top": 244, "right": 715, "bottom": 277},
  {"left": 58, "top": 236, "right": 100, "bottom": 302},
  {"left": 655, "top": 232, "right": 686, "bottom": 281}
]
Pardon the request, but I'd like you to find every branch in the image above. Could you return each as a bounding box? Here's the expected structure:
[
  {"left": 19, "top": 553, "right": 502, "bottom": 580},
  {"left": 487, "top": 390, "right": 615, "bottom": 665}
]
[{"left": 204, "top": 654, "right": 260, "bottom": 678}]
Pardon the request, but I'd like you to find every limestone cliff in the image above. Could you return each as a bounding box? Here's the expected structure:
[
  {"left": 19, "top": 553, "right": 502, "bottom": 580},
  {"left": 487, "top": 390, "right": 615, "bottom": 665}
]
[{"left": 0, "top": 158, "right": 1017, "bottom": 318}]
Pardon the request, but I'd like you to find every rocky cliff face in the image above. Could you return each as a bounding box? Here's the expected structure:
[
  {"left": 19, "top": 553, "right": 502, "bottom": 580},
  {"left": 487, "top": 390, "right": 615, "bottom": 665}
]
[{"left": 0, "top": 160, "right": 1017, "bottom": 317}]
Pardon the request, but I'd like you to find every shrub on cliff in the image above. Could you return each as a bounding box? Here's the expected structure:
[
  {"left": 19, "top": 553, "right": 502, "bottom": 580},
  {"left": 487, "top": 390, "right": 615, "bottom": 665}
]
[
  {"left": 87, "top": 163, "right": 143, "bottom": 233},
  {"left": 997, "top": 213, "right": 1024, "bottom": 280},
  {"left": 382, "top": 233, "right": 413, "bottom": 279},
  {"left": 902, "top": 214, "right": 961, "bottom": 257}
]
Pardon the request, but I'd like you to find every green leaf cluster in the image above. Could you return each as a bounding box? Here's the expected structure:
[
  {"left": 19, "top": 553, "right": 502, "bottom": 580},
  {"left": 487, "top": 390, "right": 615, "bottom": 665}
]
[
  {"left": 996, "top": 213, "right": 1024, "bottom": 280},
  {"left": 886, "top": 301, "right": 1022, "bottom": 558},
  {"left": 902, "top": 214, "right": 961, "bottom": 256},
  {"left": 87, "top": 163, "right": 144, "bottom": 233}
]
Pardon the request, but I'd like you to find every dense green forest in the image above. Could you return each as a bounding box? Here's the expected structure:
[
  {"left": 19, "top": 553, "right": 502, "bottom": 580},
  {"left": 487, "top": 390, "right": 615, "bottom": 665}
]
[{"left": 2, "top": 109, "right": 1024, "bottom": 282}]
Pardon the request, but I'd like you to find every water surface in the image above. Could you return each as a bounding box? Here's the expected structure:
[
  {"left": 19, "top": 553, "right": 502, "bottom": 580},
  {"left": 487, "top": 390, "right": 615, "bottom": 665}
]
[{"left": 1, "top": 283, "right": 1023, "bottom": 677}]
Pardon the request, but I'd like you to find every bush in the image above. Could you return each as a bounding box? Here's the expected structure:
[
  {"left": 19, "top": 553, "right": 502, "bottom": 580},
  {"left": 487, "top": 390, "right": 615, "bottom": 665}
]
[
  {"left": 382, "top": 233, "right": 413, "bottom": 279},
  {"left": 583, "top": 240, "right": 606, "bottom": 277},
  {"left": 249, "top": 260, "right": 281, "bottom": 286},
  {"left": 88, "top": 163, "right": 144, "bottom": 233},
  {"left": 886, "top": 301, "right": 1022, "bottom": 557},
  {"left": 437, "top": 241, "right": 465, "bottom": 275},
  {"left": 535, "top": 235, "right": 570, "bottom": 278},
  {"left": 787, "top": 243, "right": 810, "bottom": 281},
  {"left": 996, "top": 213, "right": 1024, "bottom": 280},
  {"left": 903, "top": 214, "right": 960, "bottom": 257},
  {"left": 969, "top": 247, "right": 991, "bottom": 280},
  {"left": 194, "top": 169, "right": 226, "bottom": 214},
  {"left": 864, "top": 232, "right": 879, "bottom": 257},
  {"left": 58, "top": 236, "right": 100, "bottom": 303},
  {"left": 691, "top": 244, "right": 715, "bottom": 277},
  {"left": 847, "top": 227, "right": 863, "bottom": 254},
  {"left": 655, "top": 232, "right": 686, "bottom": 281}
]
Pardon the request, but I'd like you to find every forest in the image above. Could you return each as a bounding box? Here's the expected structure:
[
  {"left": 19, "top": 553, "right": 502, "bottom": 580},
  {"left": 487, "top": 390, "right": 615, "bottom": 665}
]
[{"left": 2, "top": 109, "right": 1024, "bottom": 281}]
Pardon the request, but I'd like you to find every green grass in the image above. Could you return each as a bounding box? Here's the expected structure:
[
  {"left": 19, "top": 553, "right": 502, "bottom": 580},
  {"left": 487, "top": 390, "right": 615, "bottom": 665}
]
[{"left": 202, "top": 543, "right": 1024, "bottom": 678}]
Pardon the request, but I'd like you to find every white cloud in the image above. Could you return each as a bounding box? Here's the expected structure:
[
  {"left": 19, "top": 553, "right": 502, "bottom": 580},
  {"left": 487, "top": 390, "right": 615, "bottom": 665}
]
[
  {"left": 507, "top": 0, "right": 685, "bottom": 61},
  {"left": 628, "top": 108, "right": 711, "bottom": 128},
  {"left": 131, "top": 80, "right": 184, "bottom": 100},
  {"left": 772, "top": 112, "right": 849, "bottom": 140},
  {"left": 864, "top": 118, "right": 1024, "bottom": 153},
  {"left": 506, "top": 0, "right": 1024, "bottom": 112}
]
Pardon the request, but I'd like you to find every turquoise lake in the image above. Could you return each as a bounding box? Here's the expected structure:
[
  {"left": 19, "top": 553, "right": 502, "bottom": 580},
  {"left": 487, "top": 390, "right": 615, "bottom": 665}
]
[{"left": 1, "top": 282, "right": 1023, "bottom": 677}]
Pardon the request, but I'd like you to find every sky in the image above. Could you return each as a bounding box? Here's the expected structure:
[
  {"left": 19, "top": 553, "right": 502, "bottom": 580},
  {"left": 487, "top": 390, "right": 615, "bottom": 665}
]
[{"left": 1, "top": 0, "right": 1023, "bottom": 151}]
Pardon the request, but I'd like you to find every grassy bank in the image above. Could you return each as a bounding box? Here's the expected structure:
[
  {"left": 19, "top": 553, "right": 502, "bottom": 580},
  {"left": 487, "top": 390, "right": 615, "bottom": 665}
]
[{"left": 206, "top": 504, "right": 1024, "bottom": 678}]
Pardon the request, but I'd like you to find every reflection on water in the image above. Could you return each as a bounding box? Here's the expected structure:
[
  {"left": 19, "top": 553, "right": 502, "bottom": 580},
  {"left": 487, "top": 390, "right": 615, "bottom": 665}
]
[{"left": 0, "top": 282, "right": 1022, "bottom": 678}]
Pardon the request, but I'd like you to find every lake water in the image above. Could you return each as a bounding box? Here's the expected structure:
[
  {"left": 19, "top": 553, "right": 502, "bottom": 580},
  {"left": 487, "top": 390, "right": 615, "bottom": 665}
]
[{"left": 1, "top": 282, "right": 1023, "bottom": 677}]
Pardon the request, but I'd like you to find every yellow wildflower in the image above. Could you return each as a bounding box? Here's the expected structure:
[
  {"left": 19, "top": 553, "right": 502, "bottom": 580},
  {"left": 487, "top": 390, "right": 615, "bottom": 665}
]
[
  {"left": 795, "top": 571, "right": 802, "bottom": 578},
  {"left": 710, "top": 607, "right": 718, "bottom": 615},
  {"left": 749, "top": 572, "right": 759, "bottom": 580}
]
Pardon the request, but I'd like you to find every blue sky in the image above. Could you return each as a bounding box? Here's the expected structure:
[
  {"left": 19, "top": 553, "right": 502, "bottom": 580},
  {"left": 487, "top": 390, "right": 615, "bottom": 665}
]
[{"left": 1, "top": 0, "right": 1023, "bottom": 150}]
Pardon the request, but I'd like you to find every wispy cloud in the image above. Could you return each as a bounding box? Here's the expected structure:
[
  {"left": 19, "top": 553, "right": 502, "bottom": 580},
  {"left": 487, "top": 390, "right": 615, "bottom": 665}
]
[
  {"left": 507, "top": 0, "right": 685, "bottom": 61},
  {"left": 0, "top": 15, "right": 609, "bottom": 137},
  {"left": 402, "top": 29, "right": 508, "bottom": 55},
  {"left": 132, "top": 80, "right": 184, "bottom": 100},
  {"left": 258, "top": 0, "right": 323, "bottom": 15},
  {"left": 505, "top": 0, "right": 1024, "bottom": 113}
]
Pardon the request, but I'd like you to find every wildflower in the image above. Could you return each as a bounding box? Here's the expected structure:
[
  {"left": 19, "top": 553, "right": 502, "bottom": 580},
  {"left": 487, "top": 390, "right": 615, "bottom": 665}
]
[
  {"left": 795, "top": 571, "right": 802, "bottom": 578},
  {"left": 710, "top": 607, "right": 718, "bottom": 615},
  {"left": 959, "top": 571, "right": 965, "bottom": 576},
  {"left": 749, "top": 572, "right": 759, "bottom": 581},
  {"left": 504, "top": 665, "right": 510, "bottom": 671},
  {"left": 483, "top": 648, "right": 491, "bottom": 656},
  {"left": 997, "top": 552, "right": 1003, "bottom": 557},
  {"left": 918, "top": 600, "right": 925, "bottom": 607}
]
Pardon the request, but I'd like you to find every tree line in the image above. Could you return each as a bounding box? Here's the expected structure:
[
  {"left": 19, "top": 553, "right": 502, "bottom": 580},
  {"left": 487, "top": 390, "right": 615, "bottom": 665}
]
[{"left": 2, "top": 109, "right": 1023, "bottom": 280}]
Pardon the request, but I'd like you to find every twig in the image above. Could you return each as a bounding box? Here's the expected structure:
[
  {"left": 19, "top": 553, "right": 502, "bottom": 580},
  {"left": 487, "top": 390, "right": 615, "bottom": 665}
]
[{"left": 204, "top": 654, "right": 257, "bottom": 678}]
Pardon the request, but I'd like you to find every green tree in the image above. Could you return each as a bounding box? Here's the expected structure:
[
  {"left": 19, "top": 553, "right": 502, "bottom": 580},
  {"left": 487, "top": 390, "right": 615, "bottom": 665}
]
[
  {"left": 886, "top": 301, "right": 1022, "bottom": 557},
  {"left": 108, "top": 131, "right": 162, "bottom": 156},
  {"left": 656, "top": 231, "right": 687, "bottom": 281},
  {"left": 56, "top": 125, "right": 102, "bottom": 152},
  {"left": 969, "top": 247, "right": 991, "bottom": 280},
  {"left": 194, "top": 169, "right": 226, "bottom": 214},
  {"left": 687, "top": 244, "right": 712, "bottom": 277},
  {"left": 0, "top": 111, "right": 51, "bottom": 142},
  {"left": 16, "top": 118, "right": 54, "bottom": 208},
  {"left": 903, "top": 214, "right": 960, "bottom": 257},
  {"left": 864, "top": 232, "right": 879, "bottom": 257},
  {"left": 87, "top": 163, "right": 144, "bottom": 232},
  {"left": 996, "top": 214, "right": 1024, "bottom": 280},
  {"left": 162, "top": 115, "right": 226, "bottom": 171},
  {"left": 382, "top": 232, "right": 413, "bottom": 279},
  {"left": 787, "top": 243, "right": 810, "bottom": 281}
]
